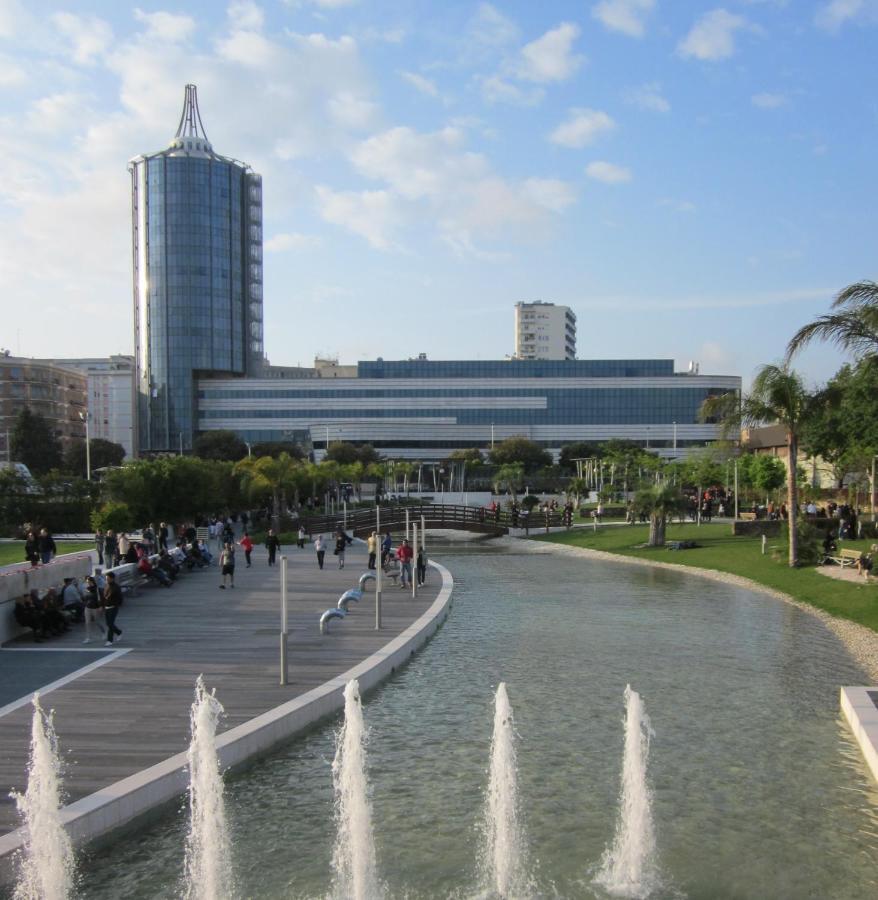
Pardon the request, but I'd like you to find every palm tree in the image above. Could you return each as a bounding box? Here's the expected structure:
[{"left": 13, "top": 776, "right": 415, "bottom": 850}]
[
  {"left": 786, "top": 281, "right": 878, "bottom": 362},
  {"left": 235, "top": 452, "right": 301, "bottom": 527},
  {"left": 634, "top": 483, "right": 686, "bottom": 547},
  {"left": 701, "top": 364, "right": 809, "bottom": 567}
]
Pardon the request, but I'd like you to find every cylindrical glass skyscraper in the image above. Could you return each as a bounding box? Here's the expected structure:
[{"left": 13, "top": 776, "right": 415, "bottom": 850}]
[{"left": 130, "top": 84, "right": 263, "bottom": 454}]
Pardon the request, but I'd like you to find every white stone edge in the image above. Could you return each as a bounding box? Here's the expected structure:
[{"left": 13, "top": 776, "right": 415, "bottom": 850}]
[
  {"left": 0, "top": 560, "right": 454, "bottom": 867},
  {"left": 840, "top": 686, "right": 878, "bottom": 784}
]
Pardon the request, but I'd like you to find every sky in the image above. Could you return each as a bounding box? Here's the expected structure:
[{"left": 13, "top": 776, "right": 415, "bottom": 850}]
[{"left": 1, "top": 0, "right": 876, "bottom": 387}]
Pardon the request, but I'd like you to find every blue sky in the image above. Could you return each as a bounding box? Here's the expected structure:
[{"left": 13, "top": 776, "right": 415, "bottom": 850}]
[{"left": 1, "top": 0, "right": 876, "bottom": 386}]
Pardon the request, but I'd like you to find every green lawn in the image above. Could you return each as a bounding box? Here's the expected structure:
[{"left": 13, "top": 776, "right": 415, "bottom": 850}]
[
  {"left": 536, "top": 523, "right": 878, "bottom": 632},
  {"left": 0, "top": 542, "right": 93, "bottom": 567}
]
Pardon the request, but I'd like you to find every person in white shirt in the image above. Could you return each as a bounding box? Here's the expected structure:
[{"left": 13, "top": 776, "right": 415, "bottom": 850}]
[{"left": 314, "top": 534, "right": 326, "bottom": 570}]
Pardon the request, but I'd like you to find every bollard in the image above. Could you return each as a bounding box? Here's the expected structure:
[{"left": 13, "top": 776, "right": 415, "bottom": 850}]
[
  {"left": 761, "top": 534, "right": 767, "bottom": 555},
  {"left": 280, "top": 555, "right": 288, "bottom": 685},
  {"left": 375, "top": 506, "right": 382, "bottom": 630}
]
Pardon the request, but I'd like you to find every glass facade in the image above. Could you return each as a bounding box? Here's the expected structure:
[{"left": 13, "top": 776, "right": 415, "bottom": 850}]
[
  {"left": 131, "top": 90, "right": 262, "bottom": 454},
  {"left": 197, "top": 362, "right": 741, "bottom": 460}
]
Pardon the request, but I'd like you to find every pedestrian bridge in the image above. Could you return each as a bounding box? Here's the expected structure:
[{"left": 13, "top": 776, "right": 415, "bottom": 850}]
[{"left": 299, "top": 502, "right": 574, "bottom": 538}]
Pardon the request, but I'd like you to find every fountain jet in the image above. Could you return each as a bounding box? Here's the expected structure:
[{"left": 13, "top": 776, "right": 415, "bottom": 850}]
[
  {"left": 480, "top": 682, "right": 530, "bottom": 898},
  {"left": 595, "top": 684, "right": 659, "bottom": 899},
  {"left": 11, "top": 694, "right": 75, "bottom": 900},
  {"left": 331, "top": 679, "right": 382, "bottom": 900},
  {"left": 183, "top": 676, "right": 234, "bottom": 900}
]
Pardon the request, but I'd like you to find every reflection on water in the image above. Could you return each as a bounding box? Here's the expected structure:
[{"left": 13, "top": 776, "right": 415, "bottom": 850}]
[{"left": 73, "top": 535, "right": 878, "bottom": 899}]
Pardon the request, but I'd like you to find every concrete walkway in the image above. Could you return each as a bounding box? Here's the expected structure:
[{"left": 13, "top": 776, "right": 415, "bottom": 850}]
[{"left": 0, "top": 540, "right": 440, "bottom": 837}]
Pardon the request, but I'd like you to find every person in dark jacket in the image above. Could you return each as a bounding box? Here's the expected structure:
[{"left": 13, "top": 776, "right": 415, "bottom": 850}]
[
  {"left": 94, "top": 529, "right": 105, "bottom": 566},
  {"left": 104, "top": 530, "right": 118, "bottom": 568},
  {"left": 265, "top": 529, "right": 281, "bottom": 566},
  {"left": 159, "top": 522, "right": 169, "bottom": 551},
  {"left": 38, "top": 528, "right": 56, "bottom": 565},
  {"left": 102, "top": 572, "right": 123, "bottom": 645},
  {"left": 24, "top": 531, "right": 39, "bottom": 567}
]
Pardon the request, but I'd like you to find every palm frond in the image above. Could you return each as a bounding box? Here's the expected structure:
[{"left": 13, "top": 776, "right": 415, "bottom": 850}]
[
  {"left": 786, "top": 312, "right": 878, "bottom": 359},
  {"left": 832, "top": 280, "right": 878, "bottom": 311}
]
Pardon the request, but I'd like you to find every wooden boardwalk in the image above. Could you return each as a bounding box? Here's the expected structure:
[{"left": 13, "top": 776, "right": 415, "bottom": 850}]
[{"left": 0, "top": 541, "right": 440, "bottom": 836}]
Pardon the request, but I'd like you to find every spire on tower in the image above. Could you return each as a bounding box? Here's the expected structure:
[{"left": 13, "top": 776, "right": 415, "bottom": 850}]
[{"left": 174, "top": 84, "right": 210, "bottom": 142}]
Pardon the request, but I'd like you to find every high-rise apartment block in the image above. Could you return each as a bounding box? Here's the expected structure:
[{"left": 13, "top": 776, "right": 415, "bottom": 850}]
[
  {"left": 130, "top": 85, "right": 263, "bottom": 454},
  {"left": 514, "top": 301, "right": 576, "bottom": 360}
]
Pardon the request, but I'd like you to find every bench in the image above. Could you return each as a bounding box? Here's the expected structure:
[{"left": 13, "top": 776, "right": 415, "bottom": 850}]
[
  {"left": 824, "top": 548, "right": 862, "bottom": 568},
  {"left": 739, "top": 512, "right": 758, "bottom": 521}
]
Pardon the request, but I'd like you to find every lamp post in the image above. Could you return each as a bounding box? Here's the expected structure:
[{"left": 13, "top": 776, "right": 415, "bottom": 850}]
[
  {"left": 245, "top": 441, "right": 252, "bottom": 458},
  {"left": 78, "top": 412, "right": 91, "bottom": 481},
  {"left": 279, "top": 555, "right": 288, "bottom": 685},
  {"left": 872, "top": 454, "right": 877, "bottom": 524},
  {"left": 673, "top": 421, "right": 677, "bottom": 454},
  {"left": 375, "top": 506, "right": 382, "bottom": 630}
]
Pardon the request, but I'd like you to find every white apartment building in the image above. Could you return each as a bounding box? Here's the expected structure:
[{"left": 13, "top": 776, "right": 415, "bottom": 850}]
[{"left": 514, "top": 302, "right": 577, "bottom": 360}]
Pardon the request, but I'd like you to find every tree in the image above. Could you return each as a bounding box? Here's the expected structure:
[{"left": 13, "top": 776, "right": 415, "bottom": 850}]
[
  {"left": 494, "top": 463, "right": 525, "bottom": 499},
  {"left": 683, "top": 449, "right": 726, "bottom": 525},
  {"left": 448, "top": 448, "right": 483, "bottom": 463},
  {"left": 787, "top": 281, "right": 878, "bottom": 364},
  {"left": 702, "top": 363, "right": 809, "bottom": 567},
  {"left": 635, "top": 483, "right": 686, "bottom": 547},
  {"left": 489, "top": 437, "right": 552, "bottom": 472},
  {"left": 250, "top": 441, "right": 305, "bottom": 460},
  {"left": 10, "top": 407, "right": 62, "bottom": 475},
  {"left": 64, "top": 438, "right": 126, "bottom": 474},
  {"left": 750, "top": 455, "right": 786, "bottom": 502},
  {"left": 235, "top": 453, "right": 302, "bottom": 525},
  {"left": 558, "top": 442, "right": 601, "bottom": 472},
  {"left": 193, "top": 430, "right": 248, "bottom": 462},
  {"left": 325, "top": 442, "right": 381, "bottom": 465}
]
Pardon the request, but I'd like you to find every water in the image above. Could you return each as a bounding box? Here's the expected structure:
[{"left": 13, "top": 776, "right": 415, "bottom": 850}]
[
  {"left": 71, "top": 537, "right": 878, "bottom": 898},
  {"left": 480, "top": 682, "right": 530, "bottom": 898},
  {"left": 595, "top": 686, "right": 658, "bottom": 899},
  {"left": 183, "top": 676, "right": 234, "bottom": 900},
  {"left": 331, "top": 679, "right": 381, "bottom": 900},
  {"left": 10, "top": 694, "right": 74, "bottom": 900}
]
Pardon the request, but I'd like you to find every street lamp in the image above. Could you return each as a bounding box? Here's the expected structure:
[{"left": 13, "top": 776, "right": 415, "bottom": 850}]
[
  {"left": 245, "top": 441, "right": 252, "bottom": 458},
  {"left": 78, "top": 411, "right": 91, "bottom": 481}
]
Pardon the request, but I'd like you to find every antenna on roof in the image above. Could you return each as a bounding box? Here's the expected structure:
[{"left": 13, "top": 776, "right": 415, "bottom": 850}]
[{"left": 174, "top": 84, "right": 210, "bottom": 142}]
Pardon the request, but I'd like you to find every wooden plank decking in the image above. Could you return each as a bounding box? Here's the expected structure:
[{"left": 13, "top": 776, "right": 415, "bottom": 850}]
[{"left": 0, "top": 542, "right": 440, "bottom": 836}]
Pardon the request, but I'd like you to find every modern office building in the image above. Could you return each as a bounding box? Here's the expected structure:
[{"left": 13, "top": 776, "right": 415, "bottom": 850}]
[
  {"left": 130, "top": 84, "right": 264, "bottom": 455},
  {"left": 197, "top": 358, "right": 740, "bottom": 461},
  {"left": 0, "top": 353, "right": 87, "bottom": 457},
  {"left": 34, "top": 357, "right": 135, "bottom": 458},
  {"left": 514, "top": 301, "right": 576, "bottom": 360}
]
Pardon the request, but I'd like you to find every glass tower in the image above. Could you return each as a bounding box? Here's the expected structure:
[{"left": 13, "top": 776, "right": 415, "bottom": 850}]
[{"left": 130, "top": 84, "right": 263, "bottom": 454}]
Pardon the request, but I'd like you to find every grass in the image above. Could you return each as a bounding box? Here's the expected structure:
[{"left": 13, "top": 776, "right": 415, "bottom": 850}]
[
  {"left": 535, "top": 522, "right": 878, "bottom": 633},
  {"left": 0, "top": 542, "right": 93, "bottom": 567}
]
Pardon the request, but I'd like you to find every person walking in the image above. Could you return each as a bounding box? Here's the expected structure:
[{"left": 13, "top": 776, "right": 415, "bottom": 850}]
[
  {"left": 266, "top": 529, "right": 280, "bottom": 566},
  {"left": 82, "top": 576, "right": 104, "bottom": 644},
  {"left": 104, "top": 530, "right": 118, "bottom": 568},
  {"left": 239, "top": 532, "right": 254, "bottom": 567},
  {"left": 314, "top": 533, "right": 326, "bottom": 570},
  {"left": 102, "top": 572, "right": 123, "bottom": 645},
  {"left": 219, "top": 542, "right": 236, "bottom": 589},
  {"left": 416, "top": 545, "right": 427, "bottom": 586},
  {"left": 335, "top": 530, "right": 347, "bottom": 569},
  {"left": 396, "top": 539, "right": 414, "bottom": 589},
  {"left": 24, "top": 531, "right": 39, "bottom": 567},
  {"left": 159, "top": 522, "right": 169, "bottom": 551},
  {"left": 94, "top": 529, "right": 105, "bottom": 567},
  {"left": 38, "top": 528, "right": 56, "bottom": 565},
  {"left": 367, "top": 531, "right": 377, "bottom": 570},
  {"left": 381, "top": 531, "right": 392, "bottom": 567},
  {"left": 297, "top": 525, "right": 306, "bottom": 549}
]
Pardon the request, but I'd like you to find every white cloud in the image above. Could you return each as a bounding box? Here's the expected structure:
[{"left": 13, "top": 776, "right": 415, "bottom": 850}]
[
  {"left": 677, "top": 9, "right": 750, "bottom": 61},
  {"left": 752, "top": 91, "right": 787, "bottom": 108},
  {"left": 401, "top": 71, "right": 441, "bottom": 99},
  {"left": 265, "top": 232, "right": 323, "bottom": 252},
  {"left": 815, "top": 0, "right": 878, "bottom": 30},
  {"left": 549, "top": 108, "right": 616, "bottom": 148},
  {"left": 521, "top": 177, "right": 577, "bottom": 212},
  {"left": 480, "top": 73, "right": 543, "bottom": 106},
  {"left": 0, "top": 52, "right": 26, "bottom": 86},
  {"left": 133, "top": 9, "right": 196, "bottom": 43},
  {"left": 228, "top": 1, "right": 264, "bottom": 31},
  {"left": 623, "top": 81, "right": 670, "bottom": 113},
  {"left": 659, "top": 198, "right": 697, "bottom": 213},
  {"left": 467, "top": 3, "right": 519, "bottom": 49},
  {"left": 328, "top": 90, "right": 377, "bottom": 129},
  {"left": 52, "top": 12, "right": 113, "bottom": 65},
  {"left": 0, "top": 0, "right": 26, "bottom": 39},
  {"left": 315, "top": 186, "right": 401, "bottom": 250},
  {"left": 592, "top": 0, "right": 655, "bottom": 38},
  {"left": 516, "top": 22, "right": 583, "bottom": 83},
  {"left": 586, "top": 161, "right": 632, "bottom": 184}
]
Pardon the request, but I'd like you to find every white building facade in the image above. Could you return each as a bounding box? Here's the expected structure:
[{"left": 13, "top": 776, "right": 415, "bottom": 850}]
[{"left": 514, "top": 302, "right": 577, "bottom": 360}]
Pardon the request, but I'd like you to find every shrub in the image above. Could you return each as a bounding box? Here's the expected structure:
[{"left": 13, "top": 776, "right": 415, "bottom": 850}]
[{"left": 90, "top": 501, "right": 134, "bottom": 534}]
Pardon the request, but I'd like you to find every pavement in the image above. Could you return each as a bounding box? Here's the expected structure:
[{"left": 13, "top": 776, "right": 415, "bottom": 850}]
[{"left": 0, "top": 539, "right": 440, "bottom": 836}]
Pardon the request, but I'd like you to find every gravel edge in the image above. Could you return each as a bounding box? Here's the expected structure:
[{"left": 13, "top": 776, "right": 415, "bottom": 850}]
[{"left": 498, "top": 535, "right": 878, "bottom": 683}]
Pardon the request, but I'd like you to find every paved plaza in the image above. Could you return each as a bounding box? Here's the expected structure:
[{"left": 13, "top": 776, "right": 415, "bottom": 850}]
[{"left": 0, "top": 540, "right": 440, "bottom": 836}]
